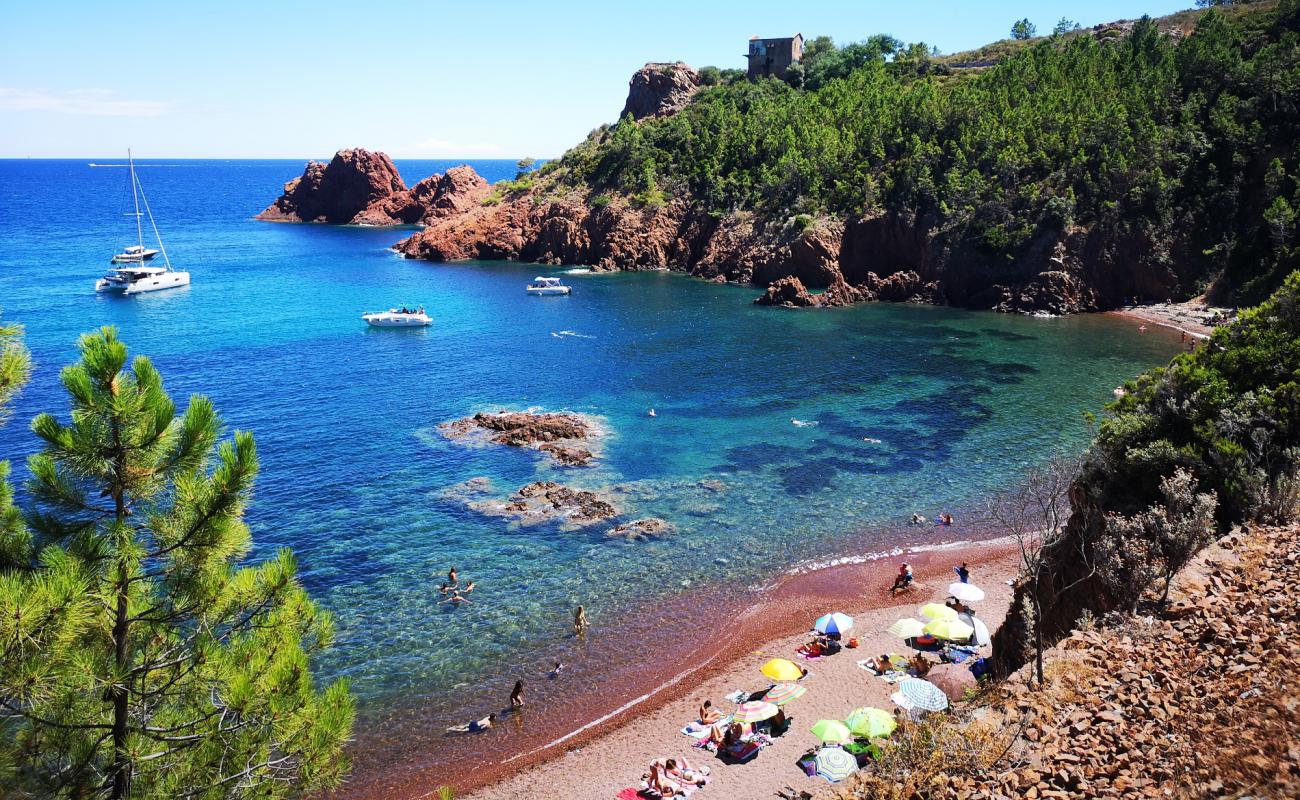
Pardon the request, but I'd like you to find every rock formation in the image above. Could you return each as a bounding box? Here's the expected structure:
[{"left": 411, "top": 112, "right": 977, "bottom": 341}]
[
  {"left": 605, "top": 517, "right": 674, "bottom": 541},
  {"left": 755, "top": 276, "right": 818, "bottom": 307},
  {"left": 439, "top": 410, "right": 598, "bottom": 466},
  {"left": 621, "top": 62, "right": 700, "bottom": 121},
  {"left": 257, "top": 150, "right": 490, "bottom": 226}
]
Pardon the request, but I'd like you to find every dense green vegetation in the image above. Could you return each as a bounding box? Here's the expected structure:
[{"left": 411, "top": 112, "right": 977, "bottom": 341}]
[
  {"left": 546, "top": 1, "right": 1300, "bottom": 303},
  {"left": 1090, "top": 269, "right": 1300, "bottom": 525},
  {"left": 0, "top": 329, "right": 353, "bottom": 798}
]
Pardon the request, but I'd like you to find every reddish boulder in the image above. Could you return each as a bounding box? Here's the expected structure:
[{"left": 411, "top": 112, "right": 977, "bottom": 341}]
[
  {"left": 256, "top": 148, "right": 407, "bottom": 223},
  {"left": 755, "top": 276, "right": 819, "bottom": 307},
  {"left": 621, "top": 62, "right": 699, "bottom": 121}
]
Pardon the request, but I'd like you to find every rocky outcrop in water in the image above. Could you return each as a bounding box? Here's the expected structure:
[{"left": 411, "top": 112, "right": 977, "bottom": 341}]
[
  {"left": 605, "top": 517, "right": 674, "bottom": 541},
  {"left": 439, "top": 410, "right": 597, "bottom": 466},
  {"left": 755, "top": 276, "right": 818, "bottom": 307},
  {"left": 440, "top": 477, "right": 618, "bottom": 529},
  {"left": 621, "top": 62, "right": 700, "bottom": 121},
  {"left": 256, "top": 149, "right": 490, "bottom": 226}
]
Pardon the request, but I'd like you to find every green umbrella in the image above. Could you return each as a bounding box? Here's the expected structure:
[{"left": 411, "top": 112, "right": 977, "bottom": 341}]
[
  {"left": 810, "top": 719, "right": 851, "bottom": 743},
  {"left": 924, "top": 617, "right": 974, "bottom": 641},
  {"left": 845, "top": 706, "right": 897, "bottom": 739}
]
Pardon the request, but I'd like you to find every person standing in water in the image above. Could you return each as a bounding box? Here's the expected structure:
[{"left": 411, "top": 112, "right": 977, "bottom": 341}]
[
  {"left": 574, "top": 605, "right": 589, "bottom": 637},
  {"left": 448, "top": 566, "right": 458, "bottom": 586},
  {"left": 510, "top": 680, "right": 525, "bottom": 708}
]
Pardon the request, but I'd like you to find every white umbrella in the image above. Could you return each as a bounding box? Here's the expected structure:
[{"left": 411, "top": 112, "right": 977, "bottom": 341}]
[
  {"left": 948, "top": 582, "right": 985, "bottom": 603},
  {"left": 965, "top": 614, "right": 991, "bottom": 647},
  {"left": 897, "top": 678, "right": 949, "bottom": 712}
]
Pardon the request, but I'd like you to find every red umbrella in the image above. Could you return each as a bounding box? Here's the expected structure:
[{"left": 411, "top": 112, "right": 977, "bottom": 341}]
[{"left": 926, "top": 663, "right": 977, "bottom": 701}]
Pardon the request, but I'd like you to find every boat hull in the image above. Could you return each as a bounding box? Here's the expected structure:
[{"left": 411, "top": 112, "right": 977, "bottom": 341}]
[
  {"left": 526, "top": 287, "right": 571, "bottom": 296},
  {"left": 96, "top": 271, "right": 191, "bottom": 294},
  {"left": 362, "top": 313, "right": 432, "bottom": 328}
]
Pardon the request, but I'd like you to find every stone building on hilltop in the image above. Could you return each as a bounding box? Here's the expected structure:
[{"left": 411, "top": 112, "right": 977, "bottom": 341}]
[{"left": 746, "top": 34, "right": 803, "bottom": 80}]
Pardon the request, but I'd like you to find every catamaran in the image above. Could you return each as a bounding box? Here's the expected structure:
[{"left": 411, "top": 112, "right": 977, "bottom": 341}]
[{"left": 96, "top": 150, "right": 190, "bottom": 294}]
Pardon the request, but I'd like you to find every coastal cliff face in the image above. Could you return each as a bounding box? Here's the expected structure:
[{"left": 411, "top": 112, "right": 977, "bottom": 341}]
[
  {"left": 621, "top": 62, "right": 700, "bottom": 120},
  {"left": 256, "top": 149, "right": 489, "bottom": 226},
  {"left": 391, "top": 180, "right": 1185, "bottom": 314}
]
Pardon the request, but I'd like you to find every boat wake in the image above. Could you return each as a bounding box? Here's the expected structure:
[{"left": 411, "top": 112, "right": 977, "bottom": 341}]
[
  {"left": 563, "top": 268, "right": 593, "bottom": 274},
  {"left": 551, "top": 330, "right": 595, "bottom": 339},
  {"left": 791, "top": 418, "right": 819, "bottom": 428}
]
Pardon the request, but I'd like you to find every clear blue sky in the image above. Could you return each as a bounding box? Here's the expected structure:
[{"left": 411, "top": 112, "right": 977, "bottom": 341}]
[{"left": 0, "top": 0, "right": 1192, "bottom": 159}]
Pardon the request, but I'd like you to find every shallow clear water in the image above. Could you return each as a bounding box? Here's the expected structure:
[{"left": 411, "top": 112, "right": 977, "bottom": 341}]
[{"left": 0, "top": 159, "right": 1178, "bottom": 724}]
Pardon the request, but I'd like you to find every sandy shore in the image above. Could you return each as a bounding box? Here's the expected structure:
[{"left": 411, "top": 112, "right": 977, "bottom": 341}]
[
  {"left": 458, "top": 542, "right": 1023, "bottom": 800},
  {"left": 1109, "top": 300, "right": 1232, "bottom": 339}
]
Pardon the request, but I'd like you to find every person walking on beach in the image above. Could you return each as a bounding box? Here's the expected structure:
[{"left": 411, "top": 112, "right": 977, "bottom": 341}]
[
  {"left": 574, "top": 605, "right": 589, "bottom": 637},
  {"left": 954, "top": 562, "right": 970, "bottom": 583},
  {"left": 510, "top": 680, "right": 525, "bottom": 709}
]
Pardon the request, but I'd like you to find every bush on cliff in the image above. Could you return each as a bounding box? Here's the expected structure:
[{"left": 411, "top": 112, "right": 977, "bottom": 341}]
[
  {"left": 993, "top": 270, "right": 1300, "bottom": 677},
  {"left": 546, "top": 2, "right": 1300, "bottom": 304}
]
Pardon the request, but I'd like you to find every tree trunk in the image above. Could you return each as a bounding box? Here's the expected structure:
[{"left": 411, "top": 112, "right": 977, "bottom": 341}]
[{"left": 109, "top": 432, "right": 131, "bottom": 800}]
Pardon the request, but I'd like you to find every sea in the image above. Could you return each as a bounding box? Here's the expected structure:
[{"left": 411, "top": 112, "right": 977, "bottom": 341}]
[{"left": 0, "top": 158, "right": 1181, "bottom": 791}]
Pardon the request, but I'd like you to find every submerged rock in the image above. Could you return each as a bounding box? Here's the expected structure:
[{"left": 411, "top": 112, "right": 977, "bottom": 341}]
[
  {"left": 468, "top": 481, "right": 618, "bottom": 529},
  {"left": 605, "top": 517, "right": 675, "bottom": 541}
]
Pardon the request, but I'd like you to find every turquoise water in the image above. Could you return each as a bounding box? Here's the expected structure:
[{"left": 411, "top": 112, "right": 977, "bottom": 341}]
[{"left": 0, "top": 159, "right": 1179, "bottom": 731}]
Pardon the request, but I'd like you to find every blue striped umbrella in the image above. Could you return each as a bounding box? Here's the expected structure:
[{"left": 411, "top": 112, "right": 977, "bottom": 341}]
[
  {"left": 898, "top": 678, "right": 949, "bottom": 712},
  {"left": 813, "top": 746, "right": 858, "bottom": 782},
  {"left": 814, "top": 611, "right": 854, "bottom": 635}
]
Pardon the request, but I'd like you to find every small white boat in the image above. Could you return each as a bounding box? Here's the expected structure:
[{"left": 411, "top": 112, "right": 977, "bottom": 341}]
[
  {"left": 362, "top": 307, "right": 432, "bottom": 327},
  {"left": 96, "top": 265, "right": 190, "bottom": 294},
  {"left": 526, "top": 276, "right": 571, "bottom": 296},
  {"left": 96, "top": 150, "right": 190, "bottom": 294},
  {"left": 110, "top": 244, "right": 160, "bottom": 263}
]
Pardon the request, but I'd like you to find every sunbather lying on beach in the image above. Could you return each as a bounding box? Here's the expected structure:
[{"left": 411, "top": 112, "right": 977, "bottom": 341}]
[
  {"left": 663, "top": 757, "right": 709, "bottom": 786},
  {"left": 446, "top": 713, "right": 495, "bottom": 733},
  {"left": 698, "top": 699, "right": 724, "bottom": 725},
  {"left": 646, "top": 763, "right": 685, "bottom": 797},
  {"left": 797, "top": 636, "right": 827, "bottom": 658},
  {"left": 871, "top": 654, "right": 894, "bottom": 674}
]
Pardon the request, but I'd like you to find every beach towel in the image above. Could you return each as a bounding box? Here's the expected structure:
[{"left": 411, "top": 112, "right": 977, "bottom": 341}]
[
  {"left": 796, "top": 652, "right": 823, "bottom": 661},
  {"left": 724, "top": 690, "right": 749, "bottom": 704},
  {"left": 681, "top": 715, "right": 731, "bottom": 738},
  {"left": 616, "top": 790, "right": 641, "bottom": 800}
]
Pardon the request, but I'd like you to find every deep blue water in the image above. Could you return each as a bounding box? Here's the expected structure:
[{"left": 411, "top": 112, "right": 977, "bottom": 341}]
[{"left": 0, "top": 159, "right": 1179, "bottom": 726}]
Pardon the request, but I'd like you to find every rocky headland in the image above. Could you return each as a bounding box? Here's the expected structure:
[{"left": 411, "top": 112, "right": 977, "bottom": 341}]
[{"left": 438, "top": 410, "right": 597, "bottom": 466}]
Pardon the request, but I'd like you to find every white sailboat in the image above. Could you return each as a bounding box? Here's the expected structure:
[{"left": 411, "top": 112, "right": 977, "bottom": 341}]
[{"left": 96, "top": 150, "right": 190, "bottom": 294}]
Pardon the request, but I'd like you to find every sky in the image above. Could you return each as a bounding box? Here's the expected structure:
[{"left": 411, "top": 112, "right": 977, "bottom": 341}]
[{"left": 0, "top": 0, "right": 1193, "bottom": 160}]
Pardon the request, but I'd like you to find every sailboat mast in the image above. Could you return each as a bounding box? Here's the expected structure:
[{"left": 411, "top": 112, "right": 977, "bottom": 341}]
[
  {"left": 128, "top": 149, "right": 144, "bottom": 249},
  {"left": 135, "top": 163, "right": 172, "bottom": 270}
]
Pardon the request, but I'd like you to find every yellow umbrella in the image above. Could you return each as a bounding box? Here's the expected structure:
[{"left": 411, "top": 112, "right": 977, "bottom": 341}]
[
  {"left": 845, "top": 706, "right": 898, "bottom": 738},
  {"left": 887, "top": 618, "right": 925, "bottom": 639},
  {"left": 924, "top": 617, "right": 974, "bottom": 641},
  {"left": 919, "top": 603, "right": 958, "bottom": 621},
  {"left": 760, "top": 658, "right": 806, "bottom": 682}
]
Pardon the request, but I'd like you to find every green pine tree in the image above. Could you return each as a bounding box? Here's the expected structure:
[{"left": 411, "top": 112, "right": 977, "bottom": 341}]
[
  {"left": 0, "top": 310, "right": 32, "bottom": 568},
  {"left": 0, "top": 327, "right": 353, "bottom": 798}
]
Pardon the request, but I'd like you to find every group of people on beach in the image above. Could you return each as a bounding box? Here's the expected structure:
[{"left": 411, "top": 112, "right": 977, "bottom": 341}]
[{"left": 890, "top": 560, "right": 970, "bottom": 594}]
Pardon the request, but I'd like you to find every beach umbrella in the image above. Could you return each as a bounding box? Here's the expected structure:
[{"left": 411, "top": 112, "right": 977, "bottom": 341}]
[
  {"left": 812, "top": 746, "right": 858, "bottom": 782},
  {"left": 763, "top": 683, "right": 807, "bottom": 706},
  {"left": 887, "top": 617, "right": 926, "bottom": 639},
  {"left": 810, "top": 719, "right": 852, "bottom": 743},
  {"left": 968, "top": 615, "right": 991, "bottom": 647},
  {"left": 926, "top": 663, "right": 978, "bottom": 701},
  {"left": 924, "top": 617, "right": 975, "bottom": 642},
  {"left": 760, "top": 658, "right": 805, "bottom": 682},
  {"left": 814, "top": 611, "right": 854, "bottom": 635},
  {"left": 948, "top": 582, "right": 985, "bottom": 603},
  {"left": 898, "top": 678, "right": 949, "bottom": 712},
  {"left": 733, "top": 700, "right": 779, "bottom": 723},
  {"left": 919, "top": 603, "right": 958, "bottom": 621},
  {"left": 845, "top": 706, "right": 897, "bottom": 739}
]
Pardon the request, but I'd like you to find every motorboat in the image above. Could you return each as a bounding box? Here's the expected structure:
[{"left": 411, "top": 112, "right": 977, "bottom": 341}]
[
  {"left": 96, "top": 150, "right": 191, "bottom": 294},
  {"left": 96, "top": 265, "right": 190, "bottom": 294},
  {"left": 362, "top": 307, "right": 432, "bottom": 327},
  {"left": 110, "top": 244, "right": 160, "bottom": 263},
  {"left": 526, "top": 276, "right": 571, "bottom": 296}
]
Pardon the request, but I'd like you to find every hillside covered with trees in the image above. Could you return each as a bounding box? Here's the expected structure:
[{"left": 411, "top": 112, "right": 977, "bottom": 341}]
[{"left": 532, "top": 0, "right": 1299, "bottom": 306}]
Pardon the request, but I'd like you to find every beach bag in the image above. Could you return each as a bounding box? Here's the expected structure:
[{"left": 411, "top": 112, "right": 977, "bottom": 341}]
[{"left": 846, "top": 637, "right": 860, "bottom": 649}]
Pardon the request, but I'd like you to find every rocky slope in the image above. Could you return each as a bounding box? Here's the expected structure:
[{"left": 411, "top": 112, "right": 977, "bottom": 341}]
[
  {"left": 840, "top": 523, "right": 1300, "bottom": 799},
  {"left": 621, "top": 62, "right": 699, "bottom": 120}
]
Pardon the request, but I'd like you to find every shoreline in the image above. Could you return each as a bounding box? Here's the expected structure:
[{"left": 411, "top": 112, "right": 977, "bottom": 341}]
[
  {"left": 1108, "top": 300, "right": 1228, "bottom": 339},
  {"left": 336, "top": 535, "right": 1022, "bottom": 799}
]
